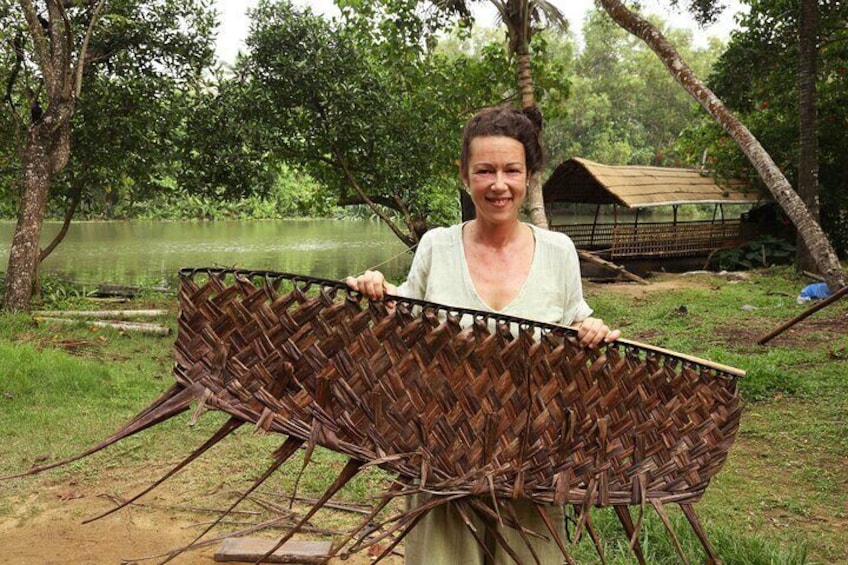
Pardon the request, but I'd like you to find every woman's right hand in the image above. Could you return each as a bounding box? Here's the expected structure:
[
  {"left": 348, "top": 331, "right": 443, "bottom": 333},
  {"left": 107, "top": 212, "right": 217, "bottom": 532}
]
[{"left": 345, "top": 270, "right": 396, "bottom": 300}]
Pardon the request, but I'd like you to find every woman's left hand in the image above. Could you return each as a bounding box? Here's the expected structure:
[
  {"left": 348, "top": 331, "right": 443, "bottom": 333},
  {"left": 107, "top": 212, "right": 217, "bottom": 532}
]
[{"left": 576, "top": 317, "right": 621, "bottom": 349}]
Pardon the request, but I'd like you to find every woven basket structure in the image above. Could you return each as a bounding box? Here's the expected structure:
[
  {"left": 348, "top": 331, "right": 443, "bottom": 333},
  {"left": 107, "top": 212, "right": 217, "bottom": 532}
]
[{"left": 13, "top": 268, "right": 744, "bottom": 564}]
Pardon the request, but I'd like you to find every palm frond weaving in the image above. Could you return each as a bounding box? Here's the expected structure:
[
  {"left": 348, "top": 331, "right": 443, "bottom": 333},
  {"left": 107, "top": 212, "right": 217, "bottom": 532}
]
[{"left": 13, "top": 267, "right": 744, "bottom": 564}]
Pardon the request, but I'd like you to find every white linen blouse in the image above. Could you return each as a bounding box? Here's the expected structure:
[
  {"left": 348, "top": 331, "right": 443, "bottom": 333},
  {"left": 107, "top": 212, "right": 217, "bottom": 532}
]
[{"left": 395, "top": 222, "right": 593, "bottom": 326}]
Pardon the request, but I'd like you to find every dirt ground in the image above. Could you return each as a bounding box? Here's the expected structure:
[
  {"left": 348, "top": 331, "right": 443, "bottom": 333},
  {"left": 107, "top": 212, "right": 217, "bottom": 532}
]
[{"left": 0, "top": 477, "right": 399, "bottom": 564}]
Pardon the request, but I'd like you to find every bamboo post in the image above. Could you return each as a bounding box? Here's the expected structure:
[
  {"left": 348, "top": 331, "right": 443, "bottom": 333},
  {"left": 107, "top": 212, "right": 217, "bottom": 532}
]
[{"left": 756, "top": 285, "right": 848, "bottom": 345}]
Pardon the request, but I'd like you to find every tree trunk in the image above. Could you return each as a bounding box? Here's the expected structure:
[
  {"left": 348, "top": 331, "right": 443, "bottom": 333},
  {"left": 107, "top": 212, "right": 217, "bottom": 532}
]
[
  {"left": 516, "top": 49, "right": 548, "bottom": 230},
  {"left": 3, "top": 0, "right": 95, "bottom": 311},
  {"left": 796, "top": 0, "right": 819, "bottom": 273},
  {"left": 4, "top": 127, "right": 53, "bottom": 311},
  {"left": 598, "top": 0, "right": 845, "bottom": 290}
]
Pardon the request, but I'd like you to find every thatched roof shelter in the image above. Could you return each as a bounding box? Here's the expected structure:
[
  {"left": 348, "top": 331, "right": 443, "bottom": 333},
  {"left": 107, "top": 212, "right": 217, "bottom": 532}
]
[{"left": 543, "top": 157, "right": 764, "bottom": 208}]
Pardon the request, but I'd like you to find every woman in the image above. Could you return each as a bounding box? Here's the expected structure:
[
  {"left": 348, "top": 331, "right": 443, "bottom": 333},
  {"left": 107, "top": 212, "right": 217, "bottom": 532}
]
[{"left": 347, "top": 106, "right": 619, "bottom": 564}]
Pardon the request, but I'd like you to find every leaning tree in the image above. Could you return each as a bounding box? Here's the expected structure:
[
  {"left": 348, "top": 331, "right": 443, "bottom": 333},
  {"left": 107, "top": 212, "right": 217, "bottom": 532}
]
[{"left": 598, "top": 0, "right": 845, "bottom": 290}]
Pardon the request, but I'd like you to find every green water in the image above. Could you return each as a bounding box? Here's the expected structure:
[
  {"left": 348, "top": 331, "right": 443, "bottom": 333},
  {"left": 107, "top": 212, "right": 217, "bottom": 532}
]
[{"left": 0, "top": 219, "right": 413, "bottom": 285}]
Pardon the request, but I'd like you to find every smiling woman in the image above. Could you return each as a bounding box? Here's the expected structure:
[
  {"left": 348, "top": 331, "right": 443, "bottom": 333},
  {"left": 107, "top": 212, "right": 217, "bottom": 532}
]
[{"left": 346, "top": 105, "right": 622, "bottom": 564}]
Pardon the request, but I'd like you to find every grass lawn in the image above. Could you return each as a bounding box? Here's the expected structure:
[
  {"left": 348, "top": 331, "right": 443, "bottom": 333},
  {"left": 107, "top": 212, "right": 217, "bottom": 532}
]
[{"left": 0, "top": 266, "right": 846, "bottom": 564}]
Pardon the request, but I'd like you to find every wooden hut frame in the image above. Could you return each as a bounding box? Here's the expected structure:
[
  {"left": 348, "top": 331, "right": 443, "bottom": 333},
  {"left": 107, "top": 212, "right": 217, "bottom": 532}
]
[{"left": 543, "top": 158, "right": 765, "bottom": 260}]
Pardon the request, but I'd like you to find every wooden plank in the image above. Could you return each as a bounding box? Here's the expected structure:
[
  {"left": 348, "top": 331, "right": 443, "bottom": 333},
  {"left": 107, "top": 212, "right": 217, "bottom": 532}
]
[{"left": 214, "top": 537, "right": 332, "bottom": 563}]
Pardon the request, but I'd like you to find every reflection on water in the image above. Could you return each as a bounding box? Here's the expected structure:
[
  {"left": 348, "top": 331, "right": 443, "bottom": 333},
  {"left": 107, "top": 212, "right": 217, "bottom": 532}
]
[{"left": 0, "top": 219, "right": 413, "bottom": 285}]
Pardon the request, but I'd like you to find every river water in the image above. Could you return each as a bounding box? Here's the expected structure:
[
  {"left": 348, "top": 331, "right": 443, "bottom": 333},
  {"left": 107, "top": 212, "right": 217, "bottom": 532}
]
[{"left": 0, "top": 219, "right": 413, "bottom": 286}]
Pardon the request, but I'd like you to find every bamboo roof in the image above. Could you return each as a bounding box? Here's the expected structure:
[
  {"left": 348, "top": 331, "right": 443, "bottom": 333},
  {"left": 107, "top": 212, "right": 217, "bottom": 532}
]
[{"left": 543, "top": 157, "right": 765, "bottom": 208}]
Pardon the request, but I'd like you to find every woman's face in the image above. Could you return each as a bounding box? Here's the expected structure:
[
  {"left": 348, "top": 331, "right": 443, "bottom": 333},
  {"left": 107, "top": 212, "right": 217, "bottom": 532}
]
[{"left": 462, "top": 135, "right": 527, "bottom": 226}]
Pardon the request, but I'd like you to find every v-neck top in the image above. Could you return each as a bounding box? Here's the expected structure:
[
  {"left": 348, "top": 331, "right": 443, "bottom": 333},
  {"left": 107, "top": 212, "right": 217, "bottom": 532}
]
[{"left": 395, "top": 223, "right": 592, "bottom": 326}]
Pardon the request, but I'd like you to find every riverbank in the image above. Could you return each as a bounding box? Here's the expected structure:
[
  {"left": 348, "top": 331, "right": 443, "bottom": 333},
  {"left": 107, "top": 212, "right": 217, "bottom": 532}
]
[{"left": 1, "top": 268, "right": 846, "bottom": 563}]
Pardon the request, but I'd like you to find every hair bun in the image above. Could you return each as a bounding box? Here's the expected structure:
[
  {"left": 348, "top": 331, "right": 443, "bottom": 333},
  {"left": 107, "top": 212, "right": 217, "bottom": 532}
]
[{"left": 521, "top": 105, "right": 544, "bottom": 134}]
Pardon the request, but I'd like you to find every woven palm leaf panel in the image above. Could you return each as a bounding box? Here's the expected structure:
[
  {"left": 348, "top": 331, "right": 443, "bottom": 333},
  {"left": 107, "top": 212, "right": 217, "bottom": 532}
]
[
  {"left": 7, "top": 267, "right": 743, "bottom": 565},
  {"left": 171, "top": 268, "right": 743, "bottom": 563}
]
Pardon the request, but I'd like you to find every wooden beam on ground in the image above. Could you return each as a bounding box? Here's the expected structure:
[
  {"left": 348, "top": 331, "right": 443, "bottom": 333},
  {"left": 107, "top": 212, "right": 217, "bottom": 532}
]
[
  {"left": 34, "top": 309, "right": 167, "bottom": 318},
  {"left": 577, "top": 250, "right": 649, "bottom": 285},
  {"left": 756, "top": 285, "right": 848, "bottom": 345},
  {"left": 34, "top": 317, "right": 172, "bottom": 336},
  {"left": 214, "top": 538, "right": 332, "bottom": 563}
]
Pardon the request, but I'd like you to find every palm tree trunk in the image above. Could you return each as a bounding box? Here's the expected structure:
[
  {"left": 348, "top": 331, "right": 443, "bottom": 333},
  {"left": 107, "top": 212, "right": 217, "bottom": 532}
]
[
  {"left": 516, "top": 48, "right": 548, "bottom": 229},
  {"left": 796, "top": 0, "right": 819, "bottom": 272},
  {"left": 517, "top": 52, "right": 535, "bottom": 109},
  {"left": 598, "top": 0, "right": 845, "bottom": 290}
]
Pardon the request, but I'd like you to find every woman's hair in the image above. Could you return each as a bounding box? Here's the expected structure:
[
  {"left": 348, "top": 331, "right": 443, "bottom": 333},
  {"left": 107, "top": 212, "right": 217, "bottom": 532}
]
[{"left": 460, "top": 106, "right": 545, "bottom": 176}]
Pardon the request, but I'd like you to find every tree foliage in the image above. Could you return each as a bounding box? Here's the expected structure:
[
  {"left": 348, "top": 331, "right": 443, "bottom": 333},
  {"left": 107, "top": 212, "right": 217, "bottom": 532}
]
[
  {"left": 0, "top": 0, "right": 215, "bottom": 310},
  {"left": 237, "top": 0, "right": 524, "bottom": 246},
  {"left": 598, "top": 0, "right": 844, "bottom": 289},
  {"left": 541, "top": 9, "right": 721, "bottom": 167}
]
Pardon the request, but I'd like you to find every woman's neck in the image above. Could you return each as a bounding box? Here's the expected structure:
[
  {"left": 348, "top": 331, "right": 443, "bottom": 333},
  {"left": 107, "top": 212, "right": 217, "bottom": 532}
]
[{"left": 467, "top": 219, "right": 527, "bottom": 249}]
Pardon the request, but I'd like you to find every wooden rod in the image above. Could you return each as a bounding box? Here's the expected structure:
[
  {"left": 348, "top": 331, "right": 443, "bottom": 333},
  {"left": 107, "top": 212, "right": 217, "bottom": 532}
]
[
  {"left": 566, "top": 326, "right": 746, "bottom": 378},
  {"left": 756, "top": 285, "right": 848, "bottom": 345}
]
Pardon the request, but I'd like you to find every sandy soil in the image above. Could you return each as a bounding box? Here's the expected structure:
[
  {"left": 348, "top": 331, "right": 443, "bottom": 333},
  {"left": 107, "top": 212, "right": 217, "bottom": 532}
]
[{"left": 1, "top": 470, "right": 400, "bottom": 565}]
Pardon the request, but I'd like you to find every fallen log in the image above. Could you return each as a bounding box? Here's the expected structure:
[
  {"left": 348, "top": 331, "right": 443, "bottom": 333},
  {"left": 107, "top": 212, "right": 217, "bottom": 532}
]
[
  {"left": 577, "top": 249, "right": 649, "bottom": 285},
  {"left": 34, "top": 309, "right": 168, "bottom": 318},
  {"left": 34, "top": 317, "right": 171, "bottom": 336}
]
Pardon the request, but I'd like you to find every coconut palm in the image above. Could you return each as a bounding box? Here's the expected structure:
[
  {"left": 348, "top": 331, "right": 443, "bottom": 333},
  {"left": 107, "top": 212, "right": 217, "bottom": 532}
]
[
  {"left": 597, "top": 0, "right": 845, "bottom": 290},
  {"left": 435, "top": 0, "right": 567, "bottom": 229}
]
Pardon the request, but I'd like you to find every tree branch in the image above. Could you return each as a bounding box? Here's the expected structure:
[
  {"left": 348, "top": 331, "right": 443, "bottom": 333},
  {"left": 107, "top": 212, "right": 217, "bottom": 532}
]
[
  {"left": 75, "top": 0, "right": 107, "bottom": 97},
  {"left": 55, "top": 0, "right": 76, "bottom": 97},
  {"left": 4, "top": 33, "right": 25, "bottom": 122},
  {"left": 337, "top": 195, "right": 401, "bottom": 210},
  {"left": 46, "top": 0, "right": 67, "bottom": 94},
  {"left": 333, "top": 148, "right": 416, "bottom": 248},
  {"left": 19, "top": 0, "right": 52, "bottom": 80},
  {"left": 40, "top": 184, "right": 82, "bottom": 262}
]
